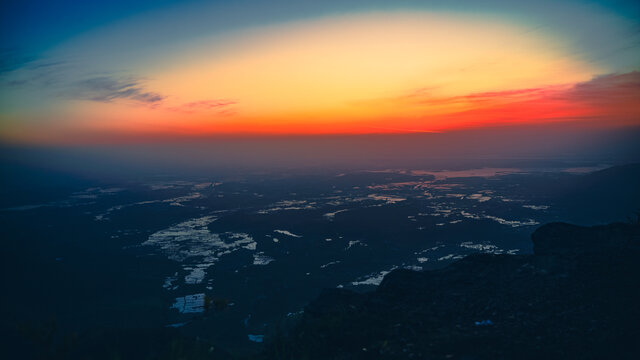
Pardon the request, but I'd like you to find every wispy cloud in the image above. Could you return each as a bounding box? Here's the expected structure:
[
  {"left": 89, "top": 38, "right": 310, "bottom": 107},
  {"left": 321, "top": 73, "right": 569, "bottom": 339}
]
[
  {"left": 1, "top": 58, "right": 67, "bottom": 88},
  {"left": 402, "top": 87, "right": 553, "bottom": 108},
  {"left": 167, "top": 99, "right": 237, "bottom": 115},
  {"left": 2, "top": 58, "right": 166, "bottom": 106},
  {"left": 461, "top": 88, "right": 546, "bottom": 101},
  {"left": 406, "top": 72, "right": 639, "bottom": 110},
  {"left": 170, "top": 99, "right": 236, "bottom": 112},
  {"left": 73, "top": 76, "right": 165, "bottom": 104},
  {"left": 373, "top": 71, "right": 640, "bottom": 131},
  {"left": 0, "top": 48, "right": 36, "bottom": 75}
]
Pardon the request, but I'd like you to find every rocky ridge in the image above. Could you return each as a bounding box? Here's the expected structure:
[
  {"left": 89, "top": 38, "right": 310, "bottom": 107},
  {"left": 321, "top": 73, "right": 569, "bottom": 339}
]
[{"left": 260, "top": 220, "right": 640, "bottom": 359}]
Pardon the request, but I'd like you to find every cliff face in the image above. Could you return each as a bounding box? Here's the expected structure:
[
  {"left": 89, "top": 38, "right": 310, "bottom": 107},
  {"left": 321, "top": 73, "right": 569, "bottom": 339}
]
[{"left": 262, "top": 221, "right": 640, "bottom": 359}]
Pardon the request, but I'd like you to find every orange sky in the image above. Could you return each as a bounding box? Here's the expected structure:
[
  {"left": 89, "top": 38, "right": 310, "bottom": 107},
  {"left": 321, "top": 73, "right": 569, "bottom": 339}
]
[{"left": 1, "top": 9, "right": 639, "bottom": 144}]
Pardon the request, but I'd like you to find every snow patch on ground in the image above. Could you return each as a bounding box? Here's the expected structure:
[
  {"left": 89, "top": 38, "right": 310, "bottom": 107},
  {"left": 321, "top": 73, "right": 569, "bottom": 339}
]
[
  {"left": 320, "top": 260, "right": 341, "bottom": 269},
  {"left": 171, "top": 293, "right": 205, "bottom": 313},
  {"left": 274, "top": 229, "right": 302, "bottom": 238},
  {"left": 258, "top": 200, "right": 316, "bottom": 214},
  {"left": 345, "top": 240, "right": 366, "bottom": 250},
  {"left": 523, "top": 204, "right": 550, "bottom": 210},
  {"left": 460, "top": 211, "right": 538, "bottom": 227},
  {"left": 253, "top": 252, "right": 275, "bottom": 265},
  {"left": 467, "top": 193, "right": 492, "bottom": 202},
  {"left": 367, "top": 194, "right": 407, "bottom": 204},
  {"left": 95, "top": 192, "right": 203, "bottom": 220},
  {"left": 323, "top": 209, "right": 348, "bottom": 220},
  {"left": 459, "top": 242, "right": 499, "bottom": 252},
  {"left": 438, "top": 254, "right": 465, "bottom": 261},
  {"left": 143, "top": 216, "right": 256, "bottom": 286},
  {"left": 351, "top": 267, "right": 398, "bottom": 286}
]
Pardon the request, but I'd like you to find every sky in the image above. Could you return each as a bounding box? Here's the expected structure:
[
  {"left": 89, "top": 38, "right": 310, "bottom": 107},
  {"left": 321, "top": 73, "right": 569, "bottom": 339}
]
[{"left": 0, "top": 0, "right": 639, "bottom": 145}]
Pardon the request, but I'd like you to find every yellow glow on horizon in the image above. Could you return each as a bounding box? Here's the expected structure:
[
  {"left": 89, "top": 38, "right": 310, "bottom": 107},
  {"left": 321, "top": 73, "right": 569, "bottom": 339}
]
[
  {"left": 147, "top": 12, "right": 597, "bottom": 126},
  {"left": 3, "top": 10, "right": 623, "bottom": 145}
]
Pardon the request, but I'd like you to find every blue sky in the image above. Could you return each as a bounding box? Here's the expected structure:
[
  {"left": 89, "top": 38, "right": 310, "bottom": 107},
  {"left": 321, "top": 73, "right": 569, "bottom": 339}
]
[{"left": 3, "top": 0, "right": 638, "bottom": 57}]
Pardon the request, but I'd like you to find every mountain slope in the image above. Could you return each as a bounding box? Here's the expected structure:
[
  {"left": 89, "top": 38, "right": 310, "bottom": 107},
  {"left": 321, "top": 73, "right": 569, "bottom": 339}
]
[{"left": 261, "top": 220, "right": 640, "bottom": 359}]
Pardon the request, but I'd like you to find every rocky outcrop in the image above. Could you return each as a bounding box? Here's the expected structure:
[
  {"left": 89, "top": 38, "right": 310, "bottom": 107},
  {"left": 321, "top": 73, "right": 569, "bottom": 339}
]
[
  {"left": 531, "top": 221, "right": 638, "bottom": 255},
  {"left": 261, "top": 221, "right": 640, "bottom": 359}
]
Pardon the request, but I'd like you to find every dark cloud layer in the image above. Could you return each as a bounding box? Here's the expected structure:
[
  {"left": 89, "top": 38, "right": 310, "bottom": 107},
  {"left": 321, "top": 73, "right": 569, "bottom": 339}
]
[{"left": 562, "top": 71, "right": 640, "bottom": 104}]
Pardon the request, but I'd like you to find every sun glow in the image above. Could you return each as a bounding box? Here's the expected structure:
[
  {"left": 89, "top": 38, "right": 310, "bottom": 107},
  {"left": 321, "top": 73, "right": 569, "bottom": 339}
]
[
  {"left": 140, "top": 12, "right": 597, "bottom": 134},
  {"left": 3, "top": 7, "right": 639, "bottom": 144}
]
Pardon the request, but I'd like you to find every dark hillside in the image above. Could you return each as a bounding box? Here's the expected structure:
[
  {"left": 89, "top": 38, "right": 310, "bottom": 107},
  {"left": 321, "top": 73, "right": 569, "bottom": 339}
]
[{"left": 261, "top": 220, "right": 640, "bottom": 359}]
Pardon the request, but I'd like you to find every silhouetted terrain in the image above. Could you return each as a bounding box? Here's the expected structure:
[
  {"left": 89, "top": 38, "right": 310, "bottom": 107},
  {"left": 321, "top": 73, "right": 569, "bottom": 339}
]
[
  {"left": 2, "top": 163, "right": 639, "bottom": 359},
  {"left": 261, "top": 220, "right": 640, "bottom": 359}
]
